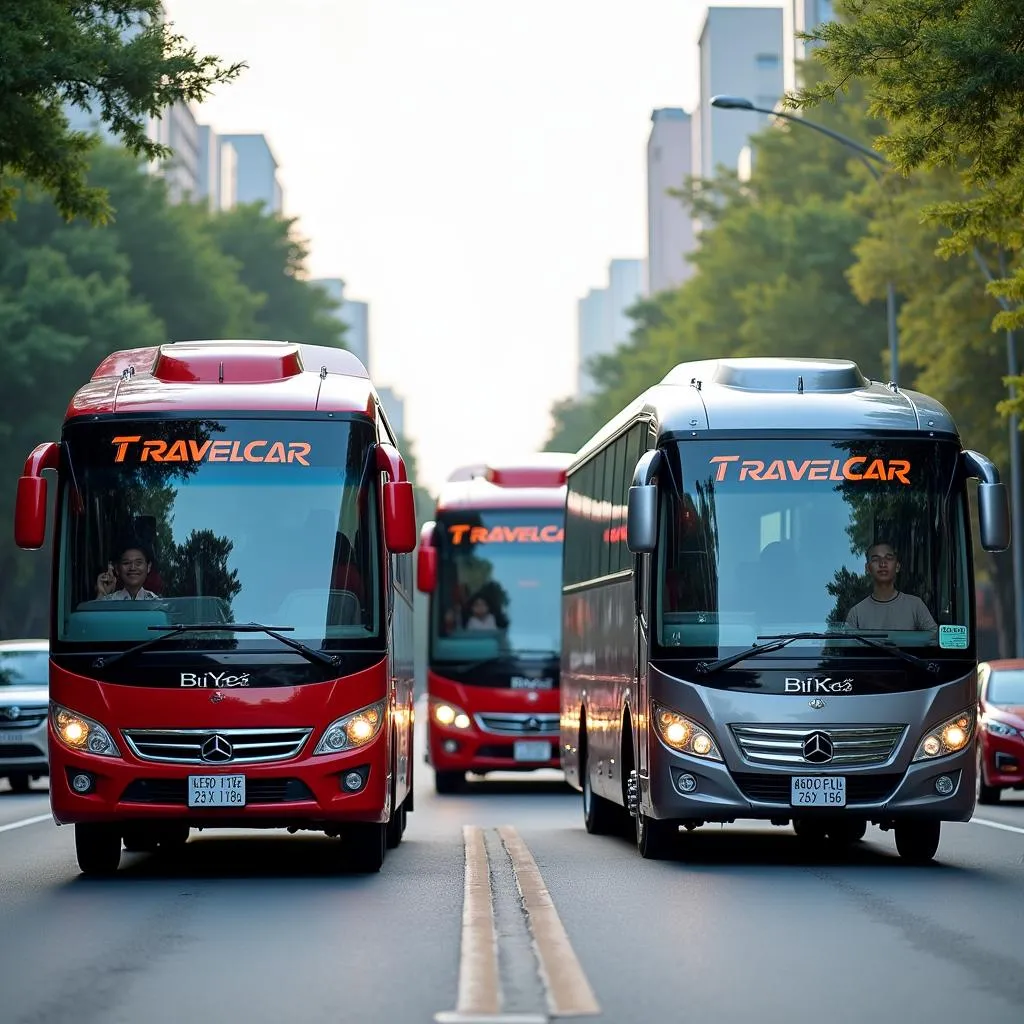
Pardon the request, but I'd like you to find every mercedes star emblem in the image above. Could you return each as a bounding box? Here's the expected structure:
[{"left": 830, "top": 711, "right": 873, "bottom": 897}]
[
  {"left": 200, "top": 734, "right": 234, "bottom": 763},
  {"left": 802, "top": 731, "right": 835, "bottom": 764},
  {"left": 525, "top": 717, "right": 541, "bottom": 732}
]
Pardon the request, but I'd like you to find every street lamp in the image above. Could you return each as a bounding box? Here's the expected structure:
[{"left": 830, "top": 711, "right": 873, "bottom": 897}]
[
  {"left": 711, "top": 93, "right": 1024, "bottom": 657},
  {"left": 711, "top": 95, "right": 899, "bottom": 388}
]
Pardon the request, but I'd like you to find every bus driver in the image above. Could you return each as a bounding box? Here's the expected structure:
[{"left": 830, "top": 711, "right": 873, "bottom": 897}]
[
  {"left": 95, "top": 542, "right": 160, "bottom": 602},
  {"left": 845, "top": 541, "right": 937, "bottom": 632}
]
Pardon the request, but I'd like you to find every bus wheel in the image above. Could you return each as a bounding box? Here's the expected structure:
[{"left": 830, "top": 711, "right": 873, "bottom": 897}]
[
  {"left": 385, "top": 798, "right": 405, "bottom": 850},
  {"left": 636, "top": 810, "right": 678, "bottom": 860},
  {"left": 582, "top": 748, "right": 621, "bottom": 836},
  {"left": 75, "top": 823, "right": 121, "bottom": 876},
  {"left": 434, "top": 771, "right": 464, "bottom": 795},
  {"left": 344, "top": 822, "right": 386, "bottom": 873},
  {"left": 894, "top": 819, "right": 941, "bottom": 864}
]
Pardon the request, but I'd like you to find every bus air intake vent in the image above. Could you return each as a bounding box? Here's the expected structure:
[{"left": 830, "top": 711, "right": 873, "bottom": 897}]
[
  {"left": 710, "top": 358, "right": 868, "bottom": 394},
  {"left": 152, "top": 340, "right": 305, "bottom": 384}
]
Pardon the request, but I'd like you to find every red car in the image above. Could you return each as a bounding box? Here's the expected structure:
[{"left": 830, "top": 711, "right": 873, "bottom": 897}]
[{"left": 977, "top": 659, "right": 1024, "bottom": 803}]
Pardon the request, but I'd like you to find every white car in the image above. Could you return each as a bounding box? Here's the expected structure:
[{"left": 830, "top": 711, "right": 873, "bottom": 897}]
[{"left": 0, "top": 639, "right": 49, "bottom": 793}]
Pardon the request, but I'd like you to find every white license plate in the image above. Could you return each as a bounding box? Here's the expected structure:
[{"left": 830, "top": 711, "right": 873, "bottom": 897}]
[
  {"left": 188, "top": 774, "right": 246, "bottom": 807},
  {"left": 791, "top": 776, "right": 846, "bottom": 807},
  {"left": 513, "top": 741, "right": 552, "bottom": 762},
  {"left": 0, "top": 731, "right": 26, "bottom": 745}
]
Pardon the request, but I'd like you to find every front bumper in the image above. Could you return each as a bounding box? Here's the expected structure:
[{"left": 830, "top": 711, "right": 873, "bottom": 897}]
[
  {"left": 428, "top": 722, "right": 560, "bottom": 773},
  {"left": 642, "top": 741, "right": 977, "bottom": 823},
  {"left": 48, "top": 727, "right": 390, "bottom": 828},
  {"left": 980, "top": 730, "right": 1024, "bottom": 789},
  {"left": 0, "top": 717, "right": 48, "bottom": 776}
]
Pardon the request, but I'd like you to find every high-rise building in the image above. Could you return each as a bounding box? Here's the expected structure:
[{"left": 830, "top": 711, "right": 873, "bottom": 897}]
[
  {"left": 784, "top": 0, "right": 836, "bottom": 93},
  {"left": 377, "top": 387, "right": 406, "bottom": 438},
  {"left": 695, "top": 6, "right": 785, "bottom": 181},
  {"left": 219, "top": 134, "right": 284, "bottom": 213},
  {"left": 576, "top": 258, "right": 645, "bottom": 398},
  {"left": 647, "top": 108, "right": 696, "bottom": 295},
  {"left": 312, "top": 278, "right": 371, "bottom": 370},
  {"left": 197, "top": 126, "right": 238, "bottom": 212}
]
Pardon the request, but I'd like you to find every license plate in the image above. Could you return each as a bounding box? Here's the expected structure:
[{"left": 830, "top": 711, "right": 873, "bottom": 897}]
[
  {"left": 0, "top": 731, "right": 25, "bottom": 745},
  {"left": 791, "top": 776, "right": 846, "bottom": 807},
  {"left": 188, "top": 774, "right": 246, "bottom": 807},
  {"left": 513, "top": 741, "right": 552, "bottom": 762}
]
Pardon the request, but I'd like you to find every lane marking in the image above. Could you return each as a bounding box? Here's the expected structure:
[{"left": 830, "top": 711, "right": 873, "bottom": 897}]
[
  {"left": 498, "top": 826, "right": 601, "bottom": 1019},
  {"left": 0, "top": 813, "right": 52, "bottom": 835},
  {"left": 971, "top": 817, "right": 1024, "bottom": 836},
  {"left": 440, "top": 825, "right": 501, "bottom": 1021}
]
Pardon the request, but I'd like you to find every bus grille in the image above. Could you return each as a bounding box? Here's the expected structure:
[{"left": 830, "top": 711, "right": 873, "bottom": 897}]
[
  {"left": 730, "top": 724, "right": 906, "bottom": 768},
  {"left": 122, "top": 728, "right": 312, "bottom": 765},
  {"left": 732, "top": 772, "right": 903, "bottom": 805},
  {"left": 475, "top": 713, "right": 560, "bottom": 735},
  {"left": 120, "top": 778, "right": 315, "bottom": 805}
]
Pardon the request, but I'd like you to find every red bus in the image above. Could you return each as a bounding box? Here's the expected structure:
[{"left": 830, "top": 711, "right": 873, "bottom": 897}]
[
  {"left": 14, "top": 339, "right": 417, "bottom": 875},
  {"left": 416, "top": 454, "right": 571, "bottom": 793}
]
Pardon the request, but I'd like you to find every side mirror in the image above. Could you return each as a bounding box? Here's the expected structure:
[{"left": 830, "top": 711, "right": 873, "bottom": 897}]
[
  {"left": 417, "top": 546, "right": 437, "bottom": 593},
  {"left": 627, "top": 485, "right": 658, "bottom": 553},
  {"left": 376, "top": 443, "right": 417, "bottom": 554},
  {"left": 626, "top": 448, "right": 663, "bottom": 555},
  {"left": 963, "top": 449, "right": 1011, "bottom": 552},
  {"left": 14, "top": 442, "right": 59, "bottom": 550},
  {"left": 978, "top": 482, "right": 1010, "bottom": 552}
]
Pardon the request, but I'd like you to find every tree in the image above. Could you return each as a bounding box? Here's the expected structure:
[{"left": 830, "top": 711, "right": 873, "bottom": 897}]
[
  {"left": 0, "top": 2, "right": 243, "bottom": 223},
  {"left": 793, "top": 1, "right": 1024, "bottom": 336},
  {"left": 204, "top": 204, "right": 348, "bottom": 348}
]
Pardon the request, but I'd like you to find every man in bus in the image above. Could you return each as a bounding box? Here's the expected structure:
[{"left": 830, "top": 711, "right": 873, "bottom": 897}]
[
  {"left": 845, "top": 541, "right": 937, "bottom": 632},
  {"left": 95, "top": 542, "right": 161, "bottom": 602}
]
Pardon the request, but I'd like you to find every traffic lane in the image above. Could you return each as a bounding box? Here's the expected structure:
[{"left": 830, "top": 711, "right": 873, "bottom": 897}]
[
  {"left": 973, "top": 788, "right": 1024, "bottom": 829},
  {"left": 0, "top": 778, "right": 50, "bottom": 829},
  {"left": 524, "top": 819, "right": 1024, "bottom": 1023},
  {"left": 0, "top": 826, "right": 464, "bottom": 1024}
]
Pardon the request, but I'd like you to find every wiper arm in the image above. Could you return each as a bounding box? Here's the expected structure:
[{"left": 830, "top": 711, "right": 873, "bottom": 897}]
[
  {"left": 93, "top": 622, "right": 339, "bottom": 670},
  {"left": 696, "top": 631, "right": 939, "bottom": 675}
]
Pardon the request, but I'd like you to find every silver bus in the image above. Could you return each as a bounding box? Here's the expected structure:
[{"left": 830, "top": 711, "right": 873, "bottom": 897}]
[{"left": 559, "top": 357, "right": 1009, "bottom": 863}]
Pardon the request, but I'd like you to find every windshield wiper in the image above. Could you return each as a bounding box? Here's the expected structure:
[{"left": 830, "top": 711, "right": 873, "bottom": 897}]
[
  {"left": 93, "top": 622, "right": 339, "bottom": 670},
  {"left": 696, "top": 631, "right": 939, "bottom": 675}
]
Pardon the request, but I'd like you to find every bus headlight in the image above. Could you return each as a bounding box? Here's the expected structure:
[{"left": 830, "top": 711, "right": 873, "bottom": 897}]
[
  {"left": 653, "top": 704, "right": 722, "bottom": 761},
  {"left": 50, "top": 703, "right": 121, "bottom": 758},
  {"left": 314, "top": 700, "right": 386, "bottom": 755},
  {"left": 912, "top": 708, "right": 975, "bottom": 762},
  {"left": 431, "top": 700, "right": 472, "bottom": 730}
]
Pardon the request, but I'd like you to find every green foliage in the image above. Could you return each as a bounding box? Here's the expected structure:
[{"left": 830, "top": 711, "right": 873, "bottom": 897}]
[{"left": 0, "top": 2, "right": 244, "bottom": 223}]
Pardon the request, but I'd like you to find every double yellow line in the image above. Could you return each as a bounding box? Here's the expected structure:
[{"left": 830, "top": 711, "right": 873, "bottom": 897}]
[{"left": 435, "top": 825, "right": 601, "bottom": 1023}]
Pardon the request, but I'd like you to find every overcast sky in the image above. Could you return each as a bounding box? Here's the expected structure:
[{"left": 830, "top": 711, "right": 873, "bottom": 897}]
[{"left": 164, "top": 0, "right": 784, "bottom": 491}]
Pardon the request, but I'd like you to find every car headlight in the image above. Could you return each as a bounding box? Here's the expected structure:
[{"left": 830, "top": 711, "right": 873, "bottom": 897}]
[
  {"left": 652, "top": 704, "right": 722, "bottom": 761},
  {"left": 314, "top": 700, "right": 386, "bottom": 755},
  {"left": 985, "top": 719, "right": 1020, "bottom": 739},
  {"left": 431, "top": 700, "right": 471, "bottom": 730},
  {"left": 50, "top": 702, "right": 121, "bottom": 758},
  {"left": 912, "top": 708, "right": 975, "bottom": 762}
]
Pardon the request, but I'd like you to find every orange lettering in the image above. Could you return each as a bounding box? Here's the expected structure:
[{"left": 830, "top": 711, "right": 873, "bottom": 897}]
[
  {"left": 141, "top": 440, "right": 167, "bottom": 462},
  {"left": 807, "top": 460, "right": 830, "bottom": 480},
  {"left": 843, "top": 456, "right": 865, "bottom": 480},
  {"left": 288, "top": 442, "right": 312, "bottom": 466},
  {"left": 264, "top": 442, "right": 287, "bottom": 463},
  {"left": 163, "top": 440, "right": 188, "bottom": 462},
  {"left": 243, "top": 440, "right": 267, "bottom": 461},
  {"left": 448, "top": 524, "right": 470, "bottom": 544},
  {"left": 229, "top": 441, "right": 244, "bottom": 462},
  {"left": 189, "top": 440, "right": 212, "bottom": 461},
  {"left": 829, "top": 460, "right": 844, "bottom": 480},
  {"left": 889, "top": 459, "right": 911, "bottom": 484},
  {"left": 710, "top": 455, "right": 739, "bottom": 481},
  {"left": 208, "top": 440, "right": 232, "bottom": 462},
  {"left": 739, "top": 460, "right": 765, "bottom": 481},
  {"left": 862, "top": 458, "right": 887, "bottom": 481},
  {"left": 786, "top": 460, "right": 811, "bottom": 480},
  {"left": 540, "top": 525, "right": 563, "bottom": 541},
  {"left": 470, "top": 527, "right": 487, "bottom": 544},
  {"left": 762, "top": 459, "right": 786, "bottom": 481},
  {"left": 111, "top": 435, "right": 141, "bottom": 462}
]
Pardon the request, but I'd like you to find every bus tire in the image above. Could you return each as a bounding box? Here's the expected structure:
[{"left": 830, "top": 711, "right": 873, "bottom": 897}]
[
  {"left": 636, "top": 810, "right": 678, "bottom": 860},
  {"left": 75, "top": 823, "right": 121, "bottom": 876},
  {"left": 582, "top": 746, "right": 620, "bottom": 836},
  {"left": 344, "top": 822, "right": 386, "bottom": 873},
  {"left": 434, "top": 771, "right": 464, "bottom": 795},
  {"left": 894, "top": 819, "right": 941, "bottom": 864},
  {"left": 385, "top": 772, "right": 405, "bottom": 850}
]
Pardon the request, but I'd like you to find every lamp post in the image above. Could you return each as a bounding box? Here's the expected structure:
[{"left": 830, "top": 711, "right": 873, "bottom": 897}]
[
  {"left": 710, "top": 93, "right": 1024, "bottom": 657},
  {"left": 711, "top": 94, "right": 900, "bottom": 387}
]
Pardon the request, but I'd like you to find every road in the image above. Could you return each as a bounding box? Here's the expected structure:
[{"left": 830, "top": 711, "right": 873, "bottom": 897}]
[{"left": 2, "top": 709, "right": 1024, "bottom": 1024}]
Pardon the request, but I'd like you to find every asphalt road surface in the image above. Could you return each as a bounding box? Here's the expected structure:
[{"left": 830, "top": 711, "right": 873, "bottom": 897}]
[{"left": 2, "top": 707, "right": 1024, "bottom": 1024}]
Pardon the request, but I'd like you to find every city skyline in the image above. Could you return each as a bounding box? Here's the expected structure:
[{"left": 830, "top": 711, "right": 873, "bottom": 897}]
[{"left": 164, "top": 0, "right": 787, "bottom": 492}]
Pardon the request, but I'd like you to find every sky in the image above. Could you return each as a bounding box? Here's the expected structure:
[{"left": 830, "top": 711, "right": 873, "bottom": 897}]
[{"left": 163, "top": 0, "right": 784, "bottom": 493}]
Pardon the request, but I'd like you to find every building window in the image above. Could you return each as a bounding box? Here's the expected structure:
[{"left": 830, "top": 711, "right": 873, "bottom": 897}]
[{"left": 755, "top": 53, "right": 780, "bottom": 69}]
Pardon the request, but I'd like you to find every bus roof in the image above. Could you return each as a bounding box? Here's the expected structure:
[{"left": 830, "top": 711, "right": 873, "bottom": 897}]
[
  {"left": 435, "top": 453, "right": 573, "bottom": 513},
  {"left": 571, "top": 357, "right": 959, "bottom": 469},
  {"left": 65, "top": 339, "right": 381, "bottom": 421}
]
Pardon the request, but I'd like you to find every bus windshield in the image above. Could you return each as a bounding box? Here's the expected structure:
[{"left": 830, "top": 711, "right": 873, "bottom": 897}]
[
  {"left": 55, "top": 418, "right": 379, "bottom": 650},
  {"left": 656, "top": 438, "right": 970, "bottom": 658},
  {"left": 431, "top": 509, "right": 564, "bottom": 665}
]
